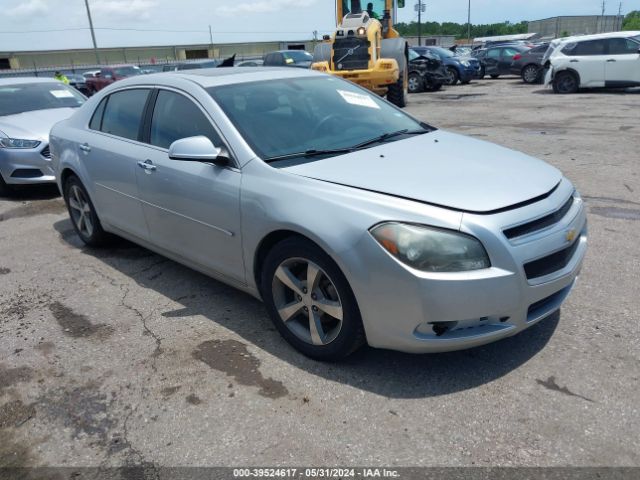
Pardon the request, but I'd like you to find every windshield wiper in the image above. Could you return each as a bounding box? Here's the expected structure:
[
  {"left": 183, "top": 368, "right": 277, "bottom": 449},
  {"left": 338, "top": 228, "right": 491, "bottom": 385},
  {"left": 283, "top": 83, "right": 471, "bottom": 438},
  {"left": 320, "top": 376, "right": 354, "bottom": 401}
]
[
  {"left": 265, "top": 147, "right": 355, "bottom": 163},
  {"left": 353, "top": 128, "right": 429, "bottom": 150}
]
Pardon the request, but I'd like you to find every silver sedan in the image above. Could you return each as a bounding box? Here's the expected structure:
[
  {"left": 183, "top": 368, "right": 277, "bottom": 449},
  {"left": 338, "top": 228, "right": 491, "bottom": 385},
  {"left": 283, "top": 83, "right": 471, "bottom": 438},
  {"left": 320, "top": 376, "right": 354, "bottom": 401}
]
[
  {"left": 0, "top": 78, "right": 85, "bottom": 195},
  {"left": 50, "top": 67, "right": 587, "bottom": 360}
]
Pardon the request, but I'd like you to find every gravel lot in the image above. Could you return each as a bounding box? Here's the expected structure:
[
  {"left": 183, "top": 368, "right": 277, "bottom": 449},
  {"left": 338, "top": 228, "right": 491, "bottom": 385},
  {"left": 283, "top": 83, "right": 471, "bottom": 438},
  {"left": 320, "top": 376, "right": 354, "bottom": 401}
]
[{"left": 1, "top": 78, "right": 639, "bottom": 471}]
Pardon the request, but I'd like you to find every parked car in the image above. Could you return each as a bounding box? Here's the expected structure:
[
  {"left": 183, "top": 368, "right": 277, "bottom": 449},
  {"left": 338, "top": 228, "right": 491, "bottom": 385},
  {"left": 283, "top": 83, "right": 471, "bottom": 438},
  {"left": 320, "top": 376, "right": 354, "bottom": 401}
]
[
  {"left": 263, "top": 50, "right": 313, "bottom": 68},
  {"left": 414, "top": 46, "right": 480, "bottom": 85},
  {"left": 451, "top": 46, "right": 472, "bottom": 57},
  {"left": 510, "top": 43, "right": 550, "bottom": 83},
  {"left": 0, "top": 78, "right": 85, "bottom": 195},
  {"left": 162, "top": 59, "right": 222, "bottom": 72},
  {"left": 237, "top": 59, "right": 264, "bottom": 67},
  {"left": 82, "top": 70, "right": 100, "bottom": 79},
  {"left": 545, "top": 31, "right": 640, "bottom": 94},
  {"left": 408, "top": 48, "right": 448, "bottom": 93},
  {"left": 50, "top": 68, "right": 587, "bottom": 360},
  {"left": 474, "top": 44, "right": 531, "bottom": 79},
  {"left": 85, "top": 65, "right": 142, "bottom": 95},
  {"left": 66, "top": 73, "right": 91, "bottom": 96}
]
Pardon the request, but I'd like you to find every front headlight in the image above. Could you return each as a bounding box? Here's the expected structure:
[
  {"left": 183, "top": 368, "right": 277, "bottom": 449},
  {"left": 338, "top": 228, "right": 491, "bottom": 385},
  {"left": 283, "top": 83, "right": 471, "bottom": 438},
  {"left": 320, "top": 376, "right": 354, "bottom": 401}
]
[
  {"left": 370, "top": 222, "right": 491, "bottom": 272},
  {"left": 0, "top": 138, "right": 41, "bottom": 149},
  {"left": 461, "top": 60, "right": 471, "bottom": 67}
]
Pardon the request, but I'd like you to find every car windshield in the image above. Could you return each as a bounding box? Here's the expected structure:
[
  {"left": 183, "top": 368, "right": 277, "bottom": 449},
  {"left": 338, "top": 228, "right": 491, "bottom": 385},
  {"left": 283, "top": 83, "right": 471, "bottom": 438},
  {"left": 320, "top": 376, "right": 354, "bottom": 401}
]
[
  {"left": 208, "top": 76, "right": 430, "bottom": 163},
  {"left": 0, "top": 82, "right": 85, "bottom": 116},
  {"left": 632, "top": 35, "right": 640, "bottom": 43},
  {"left": 282, "top": 51, "right": 313, "bottom": 63},
  {"left": 113, "top": 66, "right": 141, "bottom": 77}
]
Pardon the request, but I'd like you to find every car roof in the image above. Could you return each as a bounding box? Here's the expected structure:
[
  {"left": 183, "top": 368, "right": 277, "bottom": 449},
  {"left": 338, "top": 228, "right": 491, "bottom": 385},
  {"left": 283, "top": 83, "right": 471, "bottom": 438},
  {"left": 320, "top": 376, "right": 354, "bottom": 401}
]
[
  {"left": 556, "top": 30, "right": 640, "bottom": 44},
  {"left": 0, "top": 77, "right": 65, "bottom": 86},
  {"left": 112, "top": 66, "right": 322, "bottom": 89}
]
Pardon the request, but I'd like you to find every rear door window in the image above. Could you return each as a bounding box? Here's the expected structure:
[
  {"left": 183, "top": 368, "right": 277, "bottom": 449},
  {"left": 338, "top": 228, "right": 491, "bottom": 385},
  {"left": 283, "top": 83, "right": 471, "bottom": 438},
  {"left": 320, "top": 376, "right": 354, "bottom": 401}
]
[
  {"left": 100, "top": 89, "right": 150, "bottom": 141},
  {"left": 564, "top": 40, "right": 606, "bottom": 56},
  {"left": 149, "top": 90, "right": 222, "bottom": 149}
]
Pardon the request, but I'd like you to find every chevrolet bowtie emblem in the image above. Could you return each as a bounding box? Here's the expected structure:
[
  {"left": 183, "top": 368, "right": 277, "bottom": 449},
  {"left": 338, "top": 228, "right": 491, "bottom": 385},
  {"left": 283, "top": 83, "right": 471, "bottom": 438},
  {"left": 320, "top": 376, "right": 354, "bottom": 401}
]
[{"left": 566, "top": 229, "right": 577, "bottom": 243}]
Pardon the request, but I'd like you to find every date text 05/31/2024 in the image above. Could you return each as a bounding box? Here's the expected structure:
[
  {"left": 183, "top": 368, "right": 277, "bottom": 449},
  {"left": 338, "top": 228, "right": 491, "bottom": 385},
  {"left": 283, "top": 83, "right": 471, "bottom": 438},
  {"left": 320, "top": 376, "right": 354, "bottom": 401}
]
[{"left": 233, "top": 468, "right": 400, "bottom": 478}]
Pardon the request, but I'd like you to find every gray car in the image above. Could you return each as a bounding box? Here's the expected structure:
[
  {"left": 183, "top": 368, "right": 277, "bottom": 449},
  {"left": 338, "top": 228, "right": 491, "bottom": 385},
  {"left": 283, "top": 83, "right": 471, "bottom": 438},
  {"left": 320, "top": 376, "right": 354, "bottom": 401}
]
[
  {"left": 510, "top": 43, "right": 550, "bottom": 84},
  {"left": 0, "top": 78, "right": 85, "bottom": 195},
  {"left": 50, "top": 68, "right": 587, "bottom": 360}
]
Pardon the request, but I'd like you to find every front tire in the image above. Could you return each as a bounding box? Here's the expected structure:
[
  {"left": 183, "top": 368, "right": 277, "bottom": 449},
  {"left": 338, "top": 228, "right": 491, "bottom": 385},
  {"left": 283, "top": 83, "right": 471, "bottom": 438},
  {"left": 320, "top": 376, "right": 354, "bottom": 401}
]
[
  {"left": 408, "top": 72, "right": 423, "bottom": 94},
  {"left": 387, "top": 72, "right": 407, "bottom": 107},
  {"left": 63, "top": 175, "right": 112, "bottom": 247},
  {"left": 552, "top": 71, "right": 579, "bottom": 94},
  {"left": 444, "top": 67, "right": 459, "bottom": 85},
  {"left": 261, "top": 237, "right": 365, "bottom": 361}
]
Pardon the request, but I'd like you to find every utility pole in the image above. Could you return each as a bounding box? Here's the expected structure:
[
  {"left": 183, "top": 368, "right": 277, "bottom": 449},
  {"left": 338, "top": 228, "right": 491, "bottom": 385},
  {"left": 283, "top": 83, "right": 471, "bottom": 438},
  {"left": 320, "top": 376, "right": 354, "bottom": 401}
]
[
  {"left": 618, "top": 2, "right": 623, "bottom": 30},
  {"left": 208, "top": 25, "right": 213, "bottom": 58},
  {"left": 467, "top": 0, "right": 471, "bottom": 45},
  {"left": 601, "top": 0, "right": 606, "bottom": 33},
  {"left": 83, "top": 0, "right": 100, "bottom": 64},
  {"left": 418, "top": 0, "right": 422, "bottom": 46}
]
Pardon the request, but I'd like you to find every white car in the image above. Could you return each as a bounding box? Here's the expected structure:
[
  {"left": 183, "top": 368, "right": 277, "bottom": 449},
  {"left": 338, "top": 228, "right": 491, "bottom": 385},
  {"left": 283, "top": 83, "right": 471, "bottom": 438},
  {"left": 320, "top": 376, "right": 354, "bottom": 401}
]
[{"left": 544, "top": 31, "right": 640, "bottom": 93}]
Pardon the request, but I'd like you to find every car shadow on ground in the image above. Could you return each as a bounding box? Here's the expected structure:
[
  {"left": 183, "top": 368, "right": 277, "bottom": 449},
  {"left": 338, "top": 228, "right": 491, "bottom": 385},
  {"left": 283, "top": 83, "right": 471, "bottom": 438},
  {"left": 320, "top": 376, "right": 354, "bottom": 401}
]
[
  {"left": 53, "top": 218, "right": 559, "bottom": 399},
  {"left": 1, "top": 184, "right": 60, "bottom": 202}
]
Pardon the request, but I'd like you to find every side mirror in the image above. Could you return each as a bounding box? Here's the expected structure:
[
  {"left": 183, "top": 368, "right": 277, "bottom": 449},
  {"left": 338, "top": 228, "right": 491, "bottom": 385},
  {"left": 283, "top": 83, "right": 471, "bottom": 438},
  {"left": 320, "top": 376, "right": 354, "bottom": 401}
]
[{"left": 168, "top": 136, "right": 228, "bottom": 166}]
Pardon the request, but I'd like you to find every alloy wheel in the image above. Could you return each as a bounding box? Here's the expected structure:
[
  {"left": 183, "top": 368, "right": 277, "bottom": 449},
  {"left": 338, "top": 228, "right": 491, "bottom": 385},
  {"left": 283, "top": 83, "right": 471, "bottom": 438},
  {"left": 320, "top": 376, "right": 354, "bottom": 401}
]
[
  {"left": 556, "top": 73, "right": 577, "bottom": 94},
  {"left": 271, "top": 257, "right": 343, "bottom": 346},
  {"left": 408, "top": 74, "right": 422, "bottom": 93},
  {"left": 68, "top": 184, "right": 94, "bottom": 238},
  {"left": 523, "top": 65, "right": 539, "bottom": 83}
]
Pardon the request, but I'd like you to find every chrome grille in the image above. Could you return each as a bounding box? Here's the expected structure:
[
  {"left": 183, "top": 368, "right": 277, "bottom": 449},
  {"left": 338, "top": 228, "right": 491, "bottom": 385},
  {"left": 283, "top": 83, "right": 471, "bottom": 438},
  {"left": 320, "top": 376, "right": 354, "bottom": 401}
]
[{"left": 504, "top": 195, "right": 575, "bottom": 240}]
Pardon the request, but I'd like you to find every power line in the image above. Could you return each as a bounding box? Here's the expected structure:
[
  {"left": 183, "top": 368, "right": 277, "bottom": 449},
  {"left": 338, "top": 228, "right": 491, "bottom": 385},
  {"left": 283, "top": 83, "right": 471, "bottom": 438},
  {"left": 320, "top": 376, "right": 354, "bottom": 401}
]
[{"left": 0, "top": 27, "right": 322, "bottom": 34}]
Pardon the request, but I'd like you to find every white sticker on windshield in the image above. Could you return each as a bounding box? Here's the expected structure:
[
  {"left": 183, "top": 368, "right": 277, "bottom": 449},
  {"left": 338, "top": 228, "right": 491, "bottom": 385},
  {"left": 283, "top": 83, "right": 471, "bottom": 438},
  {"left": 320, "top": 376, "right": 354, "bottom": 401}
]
[
  {"left": 50, "top": 90, "right": 74, "bottom": 98},
  {"left": 337, "top": 89, "right": 380, "bottom": 109}
]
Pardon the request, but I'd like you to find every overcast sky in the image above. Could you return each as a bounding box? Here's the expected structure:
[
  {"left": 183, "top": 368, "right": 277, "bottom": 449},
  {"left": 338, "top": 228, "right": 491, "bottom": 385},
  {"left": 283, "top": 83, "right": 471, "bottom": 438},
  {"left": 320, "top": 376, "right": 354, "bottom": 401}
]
[{"left": 0, "top": 0, "right": 634, "bottom": 52}]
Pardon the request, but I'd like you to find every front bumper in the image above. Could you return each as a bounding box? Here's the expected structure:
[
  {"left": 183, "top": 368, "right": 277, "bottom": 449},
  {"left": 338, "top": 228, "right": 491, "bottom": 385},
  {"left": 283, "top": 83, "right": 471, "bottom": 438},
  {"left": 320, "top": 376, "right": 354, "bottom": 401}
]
[
  {"left": 347, "top": 179, "right": 587, "bottom": 353},
  {"left": 0, "top": 143, "right": 56, "bottom": 185}
]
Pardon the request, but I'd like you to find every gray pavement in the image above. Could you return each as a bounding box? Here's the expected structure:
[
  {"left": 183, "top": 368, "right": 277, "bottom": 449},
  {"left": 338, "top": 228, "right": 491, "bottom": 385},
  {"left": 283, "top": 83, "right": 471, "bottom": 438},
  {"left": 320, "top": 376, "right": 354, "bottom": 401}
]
[{"left": 0, "top": 78, "right": 639, "bottom": 470}]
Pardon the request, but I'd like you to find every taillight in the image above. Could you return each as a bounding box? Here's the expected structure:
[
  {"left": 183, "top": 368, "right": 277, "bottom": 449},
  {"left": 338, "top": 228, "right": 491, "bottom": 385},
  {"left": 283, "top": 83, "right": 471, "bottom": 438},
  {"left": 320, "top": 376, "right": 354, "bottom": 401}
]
[{"left": 513, "top": 54, "right": 522, "bottom": 61}]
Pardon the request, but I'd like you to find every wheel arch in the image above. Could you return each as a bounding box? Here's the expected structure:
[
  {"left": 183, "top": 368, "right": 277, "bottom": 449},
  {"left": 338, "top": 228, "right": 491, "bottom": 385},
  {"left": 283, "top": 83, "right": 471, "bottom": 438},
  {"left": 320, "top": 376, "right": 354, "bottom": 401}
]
[
  {"left": 555, "top": 67, "right": 581, "bottom": 85},
  {"left": 253, "top": 229, "right": 329, "bottom": 298},
  {"left": 60, "top": 167, "right": 79, "bottom": 188}
]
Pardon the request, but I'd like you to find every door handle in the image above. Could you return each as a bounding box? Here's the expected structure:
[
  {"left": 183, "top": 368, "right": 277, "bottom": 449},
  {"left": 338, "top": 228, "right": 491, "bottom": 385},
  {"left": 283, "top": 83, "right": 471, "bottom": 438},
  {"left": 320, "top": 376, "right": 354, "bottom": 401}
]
[
  {"left": 79, "top": 143, "right": 91, "bottom": 153},
  {"left": 137, "top": 160, "right": 157, "bottom": 172},
  {"left": 606, "top": 59, "right": 616, "bottom": 62},
  {"left": 569, "top": 59, "right": 579, "bottom": 63}
]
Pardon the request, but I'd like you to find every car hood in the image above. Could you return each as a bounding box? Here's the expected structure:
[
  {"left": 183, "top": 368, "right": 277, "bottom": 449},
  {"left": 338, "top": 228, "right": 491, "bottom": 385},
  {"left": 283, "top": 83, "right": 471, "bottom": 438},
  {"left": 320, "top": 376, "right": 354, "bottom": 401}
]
[
  {"left": 0, "top": 108, "right": 78, "bottom": 141},
  {"left": 282, "top": 130, "right": 562, "bottom": 213}
]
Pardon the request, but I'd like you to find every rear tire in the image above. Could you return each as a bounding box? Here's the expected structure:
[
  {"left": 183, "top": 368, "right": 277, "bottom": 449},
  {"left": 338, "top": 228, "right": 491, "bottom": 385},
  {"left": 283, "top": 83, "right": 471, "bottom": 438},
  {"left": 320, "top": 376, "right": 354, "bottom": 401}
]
[
  {"left": 522, "top": 64, "right": 540, "bottom": 84},
  {"left": 261, "top": 237, "right": 365, "bottom": 361},
  {"left": 408, "top": 72, "right": 423, "bottom": 94},
  {"left": 63, "top": 175, "right": 112, "bottom": 247},
  {"left": 552, "top": 71, "right": 579, "bottom": 94}
]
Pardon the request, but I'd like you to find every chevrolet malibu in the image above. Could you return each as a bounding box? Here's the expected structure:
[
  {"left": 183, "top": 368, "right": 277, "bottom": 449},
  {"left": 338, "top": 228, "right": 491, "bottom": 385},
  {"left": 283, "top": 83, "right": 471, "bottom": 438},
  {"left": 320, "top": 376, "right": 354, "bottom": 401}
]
[
  {"left": 0, "top": 78, "right": 85, "bottom": 195},
  {"left": 50, "top": 68, "right": 587, "bottom": 360}
]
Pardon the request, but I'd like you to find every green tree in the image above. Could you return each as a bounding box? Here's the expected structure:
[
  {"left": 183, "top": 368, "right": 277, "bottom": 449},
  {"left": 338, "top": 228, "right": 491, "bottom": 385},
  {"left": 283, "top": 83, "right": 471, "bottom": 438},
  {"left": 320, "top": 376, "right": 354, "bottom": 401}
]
[
  {"left": 622, "top": 10, "right": 640, "bottom": 30},
  {"left": 394, "top": 20, "right": 528, "bottom": 40}
]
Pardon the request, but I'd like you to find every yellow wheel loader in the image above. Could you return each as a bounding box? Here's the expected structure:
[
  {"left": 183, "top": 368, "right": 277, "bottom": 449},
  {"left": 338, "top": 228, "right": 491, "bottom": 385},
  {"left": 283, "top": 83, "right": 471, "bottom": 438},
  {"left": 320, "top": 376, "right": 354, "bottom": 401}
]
[{"left": 312, "top": 0, "right": 408, "bottom": 107}]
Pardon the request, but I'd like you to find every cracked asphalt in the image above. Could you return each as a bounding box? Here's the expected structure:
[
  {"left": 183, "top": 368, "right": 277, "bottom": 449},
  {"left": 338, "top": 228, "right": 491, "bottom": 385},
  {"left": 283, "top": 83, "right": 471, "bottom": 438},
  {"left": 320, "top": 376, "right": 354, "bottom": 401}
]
[{"left": 0, "top": 78, "right": 639, "bottom": 470}]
